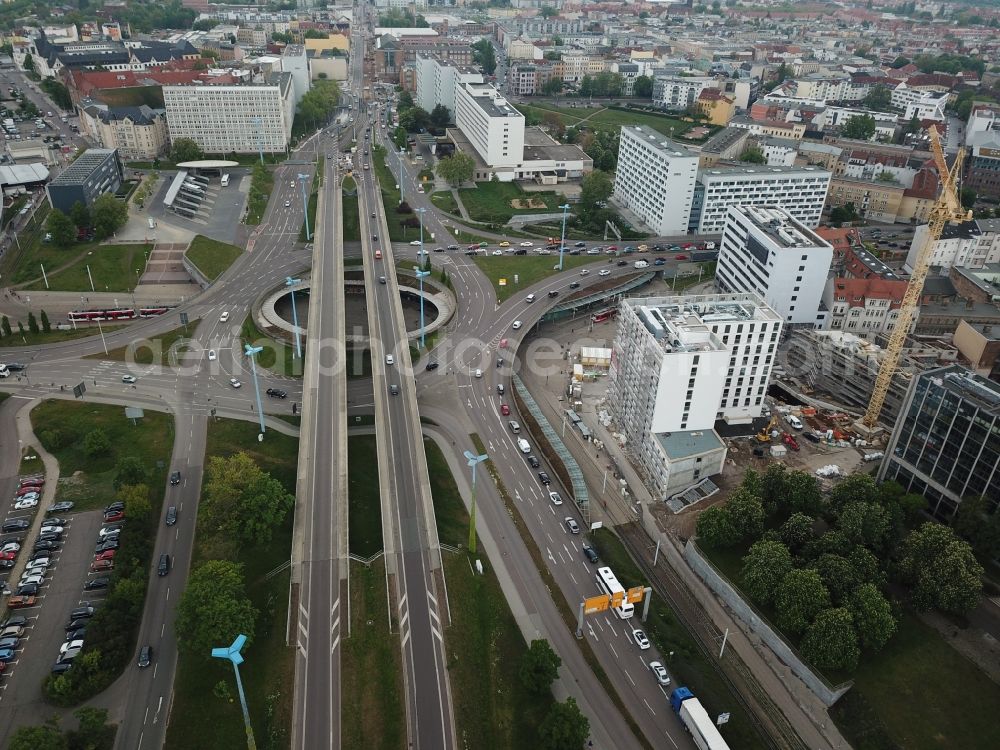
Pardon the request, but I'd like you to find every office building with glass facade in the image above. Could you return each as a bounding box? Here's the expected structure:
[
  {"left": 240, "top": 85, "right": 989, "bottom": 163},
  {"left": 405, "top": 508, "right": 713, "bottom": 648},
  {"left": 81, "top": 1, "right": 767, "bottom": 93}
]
[{"left": 879, "top": 365, "right": 1000, "bottom": 520}]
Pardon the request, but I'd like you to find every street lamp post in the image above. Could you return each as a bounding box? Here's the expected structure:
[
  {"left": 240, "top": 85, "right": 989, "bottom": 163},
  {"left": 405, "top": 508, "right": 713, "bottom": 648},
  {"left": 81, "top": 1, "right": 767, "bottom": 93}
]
[
  {"left": 285, "top": 277, "right": 303, "bottom": 359},
  {"left": 298, "top": 173, "right": 311, "bottom": 241},
  {"left": 413, "top": 268, "right": 430, "bottom": 348},
  {"left": 464, "top": 450, "right": 488, "bottom": 554},
  {"left": 397, "top": 147, "right": 405, "bottom": 204},
  {"left": 558, "top": 203, "right": 571, "bottom": 271},
  {"left": 211, "top": 635, "right": 257, "bottom": 750},
  {"left": 244, "top": 343, "right": 267, "bottom": 436}
]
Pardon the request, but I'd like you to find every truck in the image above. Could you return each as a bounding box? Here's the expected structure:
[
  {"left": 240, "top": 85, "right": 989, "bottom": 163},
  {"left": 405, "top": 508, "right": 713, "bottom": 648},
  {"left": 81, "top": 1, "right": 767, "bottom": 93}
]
[{"left": 670, "top": 688, "right": 730, "bottom": 750}]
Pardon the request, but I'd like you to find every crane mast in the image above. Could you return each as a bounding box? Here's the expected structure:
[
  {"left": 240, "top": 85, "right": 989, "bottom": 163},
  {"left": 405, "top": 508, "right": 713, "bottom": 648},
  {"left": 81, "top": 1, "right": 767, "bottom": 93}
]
[{"left": 861, "top": 128, "right": 971, "bottom": 429}]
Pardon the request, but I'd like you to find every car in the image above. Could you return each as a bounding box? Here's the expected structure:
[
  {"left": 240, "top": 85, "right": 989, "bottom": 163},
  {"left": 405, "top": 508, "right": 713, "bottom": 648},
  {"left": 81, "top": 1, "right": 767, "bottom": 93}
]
[
  {"left": 169, "top": 470, "right": 182, "bottom": 486},
  {"left": 582, "top": 543, "right": 599, "bottom": 563},
  {"left": 91, "top": 559, "right": 114, "bottom": 572},
  {"left": 51, "top": 661, "right": 73, "bottom": 674},
  {"left": 538, "top": 471, "right": 551, "bottom": 485},
  {"left": 16, "top": 583, "right": 39, "bottom": 596},
  {"left": 20, "top": 570, "right": 45, "bottom": 585},
  {"left": 266, "top": 388, "right": 288, "bottom": 399},
  {"left": 374, "top": 249, "right": 382, "bottom": 259},
  {"left": 67, "top": 628, "right": 87, "bottom": 641},
  {"left": 208, "top": 350, "right": 217, "bottom": 361},
  {"left": 564, "top": 517, "right": 580, "bottom": 534},
  {"left": 60, "top": 639, "right": 85, "bottom": 655},
  {"left": 6, "top": 363, "right": 26, "bottom": 372},
  {"left": 654, "top": 258, "right": 665, "bottom": 266},
  {"left": 99, "top": 524, "right": 122, "bottom": 538},
  {"left": 103, "top": 511, "right": 124, "bottom": 523},
  {"left": 499, "top": 241, "right": 510, "bottom": 247},
  {"left": 26, "top": 556, "right": 50, "bottom": 569},
  {"left": 372, "top": 235, "right": 378, "bottom": 242},
  {"left": 94, "top": 549, "right": 116, "bottom": 561},
  {"left": 0, "top": 624, "right": 24, "bottom": 638},
  {"left": 284, "top": 200, "right": 291, "bottom": 207},
  {"left": 38, "top": 531, "right": 63, "bottom": 542},
  {"left": 39, "top": 525, "right": 63, "bottom": 534},
  {"left": 512, "top": 320, "right": 522, "bottom": 330},
  {"left": 633, "top": 629, "right": 651, "bottom": 650},
  {"left": 166, "top": 506, "right": 177, "bottom": 526},
  {"left": 220, "top": 311, "right": 230, "bottom": 322},
  {"left": 447, "top": 245, "right": 459, "bottom": 251},
  {"left": 500, "top": 403, "right": 511, "bottom": 416},
  {"left": 119, "top": 372, "right": 139, "bottom": 384},
  {"left": 32, "top": 541, "right": 60, "bottom": 553},
  {"left": 496, "top": 358, "right": 504, "bottom": 368},
  {"left": 84, "top": 577, "right": 110, "bottom": 590},
  {"left": 70, "top": 606, "right": 95, "bottom": 620},
  {"left": 385, "top": 354, "right": 394, "bottom": 366},
  {"left": 138, "top": 645, "right": 153, "bottom": 668},
  {"left": 525, "top": 294, "right": 536, "bottom": 303},
  {"left": 574, "top": 241, "right": 587, "bottom": 248},
  {"left": 390, "top": 384, "right": 399, "bottom": 396},
  {"left": 106, "top": 501, "right": 125, "bottom": 512},
  {"left": 13, "top": 497, "right": 38, "bottom": 510},
  {"left": 47, "top": 501, "right": 73, "bottom": 514},
  {"left": 0, "top": 636, "right": 19, "bottom": 650},
  {"left": 617, "top": 260, "right": 627, "bottom": 267},
  {"left": 378, "top": 275, "right": 387, "bottom": 284},
  {"left": 586, "top": 248, "right": 600, "bottom": 255},
  {"left": 492, "top": 249, "right": 503, "bottom": 255},
  {"left": 0, "top": 648, "right": 16, "bottom": 662},
  {"left": 59, "top": 647, "right": 82, "bottom": 663},
  {"left": 475, "top": 368, "right": 482, "bottom": 378},
  {"left": 433, "top": 246, "right": 444, "bottom": 252},
  {"left": 7, "top": 596, "right": 36, "bottom": 609},
  {"left": 519, "top": 241, "right": 533, "bottom": 247},
  {"left": 649, "top": 661, "right": 671, "bottom": 686},
  {"left": 95, "top": 541, "right": 119, "bottom": 554},
  {"left": 675, "top": 254, "right": 688, "bottom": 261},
  {"left": 1, "top": 542, "right": 21, "bottom": 554},
  {"left": 598, "top": 269, "right": 611, "bottom": 276},
  {"left": 496, "top": 384, "right": 505, "bottom": 395},
  {"left": 371, "top": 212, "right": 376, "bottom": 219},
  {"left": 425, "top": 360, "right": 439, "bottom": 371},
  {"left": 45, "top": 517, "right": 68, "bottom": 526},
  {"left": 548, "top": 290, "right": 558, "bottom": 298},
  {"left": 229, "top": 378, "right": 242, "bottom": 389},
  {"left": 65, "top": 619, "right": 89, "bottom": 632},
  {"left": 0, "top": 549, "right": 16, "bottom": 560},
  {"left": 548, "top": 491, "right": 563, "bottom": 506}
]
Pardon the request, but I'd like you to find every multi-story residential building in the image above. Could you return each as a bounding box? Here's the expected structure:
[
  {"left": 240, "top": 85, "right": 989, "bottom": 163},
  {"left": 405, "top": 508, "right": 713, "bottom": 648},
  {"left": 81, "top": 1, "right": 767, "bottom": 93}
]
[
  {"left": 652, "top": 75, "right": 715, "bottom": 111},
  {"left": 823, "top": 277, "right": 909, "bottom": 338},
  {"left": 611, "top": 61, "right": 640, "bottom": 97},
  {"left": 690, "top": 164, "right": 832, "bottom": 234},
  {"left": 607, "top": 293, "right": 782, "bottom": 498},
  {"left": 506, "top": 61, "right": 558, "bottom": 97},
  {"left": 374, "top": 35, "right": 472, "bottom": 83},
  {"left": 696, "top": 89, "right": 735, "bottom": 126},
  {"left": 759, "top": 137, "right": 798, "bottom": 166},
  {"left": 791, "top": 73, "right": 851, "bottom": 102},
  {"left": 903, "top": 91, "right": 948, "bottom": 122},
  {"left": 77, "top": 104, "right": 169, "bottom": 161},
  {"left": 729, "top": 115, "right": 806, "bottom": 141},
  {"left": 904, "top": 219, "right": 1000, "bottom": 272},
  {"left": 46, "top": 148, "right": 124, "bottom": 213},
  {"left": 560, "top": 51, "right": 608, "bottom": 83},
  {"left": 163, "top": 71, "right": 295, "bottom": 154},
  {"left": 454, "top": 82, "right": 525, "bottom": 169},
  {"left": 879, "top": 365, "right": 1000, "bottom": 519},
  {"left": 826, "top": 174, "right": 906, "bottom": 224},
  {"left": 717, "top": 205, "right": 833, "bottom": 328},
  {"left": 612, "top": 126, "right": 698, "bottom": 236},
  {"left": 415, "top": 54, "right": 482, "bottom": 121},
  {"left": 696, "top": 127, "right": 751, "bottom": 169}
]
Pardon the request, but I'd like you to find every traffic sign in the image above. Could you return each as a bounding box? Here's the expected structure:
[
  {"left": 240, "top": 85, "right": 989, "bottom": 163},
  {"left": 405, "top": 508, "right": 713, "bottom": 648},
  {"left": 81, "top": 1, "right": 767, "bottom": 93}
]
[
  {"left": 583, "top": 594, "right": 610, "bottom": 615},
  {"left": 627, "top": 586, "right": 645, "bottom": 604},
  {"left": 499, "top": 278, "right": 507, "bottom": 286}
]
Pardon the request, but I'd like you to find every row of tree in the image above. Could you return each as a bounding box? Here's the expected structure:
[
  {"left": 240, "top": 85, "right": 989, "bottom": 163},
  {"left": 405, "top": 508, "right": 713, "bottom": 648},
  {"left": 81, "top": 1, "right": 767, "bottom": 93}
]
[
  {"left": 697, "top": 469, "right": 983, "bottom": 672},
  {"left": 8, "top": 707, "right": 116, "bottom": 750},
  {"left": 0, "top": 311, "right": 52, "bottom": 339},
  {"left": 46, "top": 195, "right": 128, "bottom": 247}
]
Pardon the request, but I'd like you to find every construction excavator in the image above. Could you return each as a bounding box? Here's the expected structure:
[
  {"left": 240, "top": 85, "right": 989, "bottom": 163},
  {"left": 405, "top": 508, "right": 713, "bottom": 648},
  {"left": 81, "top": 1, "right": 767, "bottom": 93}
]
[{"left": 756, "top": 414, "right": 780, "bottom": 443}]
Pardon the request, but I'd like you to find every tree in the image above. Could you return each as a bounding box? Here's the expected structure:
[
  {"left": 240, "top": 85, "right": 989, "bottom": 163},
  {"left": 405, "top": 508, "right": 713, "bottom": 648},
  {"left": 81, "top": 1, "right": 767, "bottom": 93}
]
[
  {"left": 784, "top": 471, "right": 823, "bottom": 516},
  {"left": 520, "top": 639, "right": 562, "bottom": 693},
  {"left": 775, "top": 568, "right": 831, "bottom": 635},
  {"left": 800, "top": 608, "right": 860, "bottom": 672},
  {"left": 538, "top": 697, "right": 590, "bottom": 750},
  {"left": 193, "top": 19, "right": 219, "bottom": 31},
  {"left": 68, "top": 707, "right": 115, "bottom": 750},
  {"left": 542, "top": 111, "right": 566, "bottom": 139},
  {"left": 890, "top": 56, "right": 910, "bottom": 68},
  {"left": 46, "top": 208, "right": 76, "bottom": 247},
  {"left": 69, "top": 201, "right": 91, "bottom": 230},
  {"left": 829, "top": 202, "right": 859, "bottom": 225},
  {"left": 91, "top": 194, "right": 128, "bottom": 240},
  {"left": 862, "top": 84, "right": 893, "bottom": 112},
  {"left": 429, "top": 103, "right": 450, "bottom": 128},
  {"left": 175, "top": 560, "right": 257, "bottom": 658},
  {"left": 841, "top": 114, "right": 877, "bottom": 140},
  {"left": 1, "top": 316, "right": 10, "bottom": 337},
  {"left": 170, "top": 137, "right": 203, "bottom": 163},
  {"left": 952, "top": 494, "right": 1000, "bottom": 561},
  {"left": 113, "top": 456, "right": 147, "bottom": 490},
  {"left": 397, "top": 90, "right": 415, "bottom": 111},
  {"left": 391, "top": 125, "right": 408, "bottom": 150},
  {"left": 22, "top": 53, "right": 34, "bottom": 73},
  {"left": 739, "top": 146, "right": 766, "bottom": 164},
  {"left": 8, "top": 725, "right": 66, "bottom": 750},
  {"left": 436, "top": 152, "right": 475, "bottom": 188},
  {"left": 541, "top": 78, "right": 564, "bottom": 96},
  {"left": 837, "top": 499, "right": 891, "bottom": 551},
  {"left": 779, "top": 512, "right": 816, "bottom": 554},
  {"left": 27, "top": 311, "right": 39, "bottom": 335},
  {"left": 815, "top": 553, "right": 861, "bottom": 605},
  {"left": 540, "top": 5, "right": 558, "bottom": 19},
  {"left": 847, "top": 545, "right": 887, "bottom": 590},
  {"left": 725, "top": 487, "right": 765, "bottom": 541},
  {"left": 848, "top": 584, "right": 897, "bottom": 652},
  {"left": 696, "top": 505, "right": 738, "bottom": 548},
  {"left": 398, "top": 106, "right": 431, "bottom": 132},
  {"left": 38, "top": 308, "right": 49, "bottom": 333},
  {"left": 579, "top": 170, "right": 612, "bottom": 211},
  {"left": 960, "top": 187, "right": 977, "bottom": 210},
  {"left": 202, "top": 452, "right": 294, "bottom": 547},
  {"left": 741, "top": 540, "right": 792, "bottom": 605},
  {"left": 828, "top": 474, "right": 878, "bottom": 517},
  {"left": 83, "top": 428, "right": 112, "bottom": 458},
  {"left": 471, "top": 38, "right": 496, "bottom": 75},
  {"left": 634, "top": 75, "right": 653, "bottom": 98},
  {"left": 897, "top": 522, "right": 983, "bottom": 616}
]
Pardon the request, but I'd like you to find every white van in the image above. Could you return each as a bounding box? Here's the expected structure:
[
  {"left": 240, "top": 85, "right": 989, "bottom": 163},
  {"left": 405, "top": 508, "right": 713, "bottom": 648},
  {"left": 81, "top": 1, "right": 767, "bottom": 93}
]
[
  {"left": 785, "top": 414, "right": 803, "bottom": 430},
  {"left": 517, "top": 438, "right": 531, "bottom": 454},
  {"left": 634, "top": 260, "right": 649, "bottom": 269},
  {"left": 508, "top": 420, "right": 521, "bottom": 434}
]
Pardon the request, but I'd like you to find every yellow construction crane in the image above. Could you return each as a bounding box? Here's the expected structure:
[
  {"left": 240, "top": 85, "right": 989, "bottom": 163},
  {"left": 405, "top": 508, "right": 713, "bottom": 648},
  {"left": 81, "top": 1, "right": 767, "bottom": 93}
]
[{"left": 861, "top": 128, "right": 972, "bottom": 429}]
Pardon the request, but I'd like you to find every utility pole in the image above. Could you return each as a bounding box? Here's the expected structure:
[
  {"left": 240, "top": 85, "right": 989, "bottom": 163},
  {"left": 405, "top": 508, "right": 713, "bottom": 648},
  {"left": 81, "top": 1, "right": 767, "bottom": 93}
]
[{"left": 558, "top": 203, "right": 570, "bottom": 271}]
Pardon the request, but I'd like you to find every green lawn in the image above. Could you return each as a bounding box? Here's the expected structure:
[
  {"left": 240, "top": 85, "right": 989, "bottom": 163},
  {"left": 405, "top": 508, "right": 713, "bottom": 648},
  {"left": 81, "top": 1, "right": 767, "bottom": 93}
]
[
  {"left": 20, "top": 444, "right": 43, "bottom": 475},
  {"left": 30, "top": 400, "right": 172, "bottom": 514},
  {"left": 831, "top": 612, "right": 1000, "bottom": 750},
  {"left": 592, "top": 528, "right": 768, "bottom": 749},
  {"left": 0, "top": 323, "right": 127, "bottom": 348},
  {"left": 348, "top": 435, "right": 383, "bottom": 558},
  {"left": 430, "top": 190, "right": 459, "bottom": 214},
  {"left": 23, "top": 243, "right": 151, "bottom": 292},
  {"left": 186, "top": 235, "right": 243, "bottom": 282},
  {"left": 342, "top": 175, "right": 361, "bottom": 241},
  {"left": 85, "top": 319, "right": 199, "bottom": 366},
  {"left": 449, "top": 228, "right": 495, "bottom": 246},
  {"left": 424, "top": 438, "right": 553, "bottom": 749},
  {"left": 457, "top": 182, "right": 562, "bottom": 224},
  {"left": 471, "top": 253, "right": 602, "bottom": 302},
  {"left": 241, "top": 316, "right": 304, "bottom": 378},
  {"left": 341, "top": 560, "right": 405, "bottom": 750},
  {"left": 165, "top": 418, "right": 298, "bottom": 750}
]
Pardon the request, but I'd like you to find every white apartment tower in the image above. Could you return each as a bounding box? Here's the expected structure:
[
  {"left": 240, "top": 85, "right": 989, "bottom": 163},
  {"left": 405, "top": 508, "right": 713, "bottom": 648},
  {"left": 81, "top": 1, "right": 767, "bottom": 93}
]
[
  {"left": 613, "top": 126, "right": 698, "bottom": 236},
  {"left": 608, "top": 294, "right": 782, "bottom": 499},
  {"left": 163, "top": 72, "right": 295, "bottom": 154},
  {"left": 691, "top": 164, "right": 832, "bottom": 234},
  {"left": 415, "top": 54, "right": 483, "bottom": 122},
  {"left": 454, "top": 82, "right": 525, "bottom": 169},
  {"left": 717, "top": 205, "right": 833, "bottom": 328}
]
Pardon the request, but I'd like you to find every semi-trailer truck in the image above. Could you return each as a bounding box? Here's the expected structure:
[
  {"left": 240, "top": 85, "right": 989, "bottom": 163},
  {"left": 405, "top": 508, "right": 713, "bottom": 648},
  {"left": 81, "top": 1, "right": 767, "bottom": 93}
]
[{"left": 670, "top": 687, "right": 730, "bottom": 750}]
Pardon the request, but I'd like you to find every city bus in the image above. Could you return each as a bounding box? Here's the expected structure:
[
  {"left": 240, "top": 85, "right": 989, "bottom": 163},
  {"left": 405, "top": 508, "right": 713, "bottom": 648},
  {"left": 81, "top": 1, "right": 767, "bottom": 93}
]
[{"left": 595, "top": 566, "right": 634, "bottom": 619}]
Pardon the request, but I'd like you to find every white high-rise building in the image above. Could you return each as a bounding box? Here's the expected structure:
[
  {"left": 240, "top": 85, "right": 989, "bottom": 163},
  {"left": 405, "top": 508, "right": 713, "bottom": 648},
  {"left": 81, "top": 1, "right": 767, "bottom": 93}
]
[
  {"left": 163, "top": 72, "right": 295, "bottom": 154},
  {"left": 415, "top": 54, "right": 483, "bottom": 122},
  {"left": 717, "top": 205, "right": 833, "bottom": 328},
  {"left": 281, "top": 44, "right": 310, "bottom": 107},
  {"left": 690, "top": 164, "right": 831, "bottom": 234},
  {"left": 607, "top": 294, "right": 782, "bottom": 499},
  {"left": 612, "top": 126, "right": 698, "bottom": 236},
  {"left": 454, "top": 81, "right": 525, "bottom": 168}
]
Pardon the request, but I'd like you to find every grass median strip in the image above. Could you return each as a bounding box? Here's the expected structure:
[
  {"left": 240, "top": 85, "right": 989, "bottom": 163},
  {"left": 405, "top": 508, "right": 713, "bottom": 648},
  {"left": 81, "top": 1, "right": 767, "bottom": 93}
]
[
  {"left": 343, "top": 175, "right": 361, "bottom": 241},
  {"left": 185, "top": 235, "right": 243, "bottom": 282},
  {"left": 471, "top": 253, "right": 600, "bottom": 302},
  {"left": 84, "top": 319, "right": 199, "bottom": 366}
]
